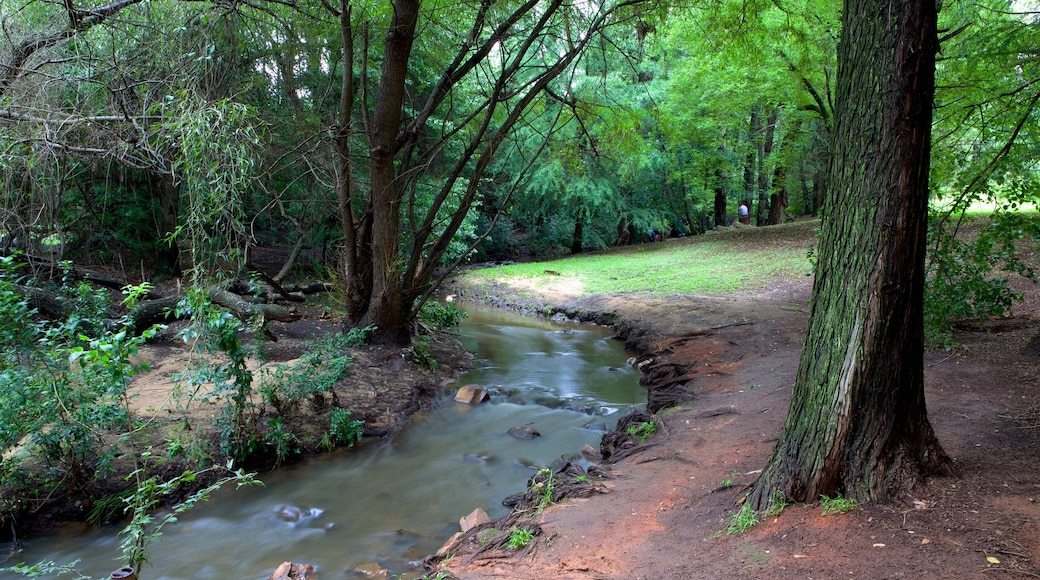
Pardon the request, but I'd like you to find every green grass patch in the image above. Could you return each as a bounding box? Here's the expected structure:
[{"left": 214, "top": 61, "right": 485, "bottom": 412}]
[
  {"left": 460, "top": 221, "right": 816, "bottom": 296},
  {"left": 819, "top": 493, "right": 859, "bottom": 516},
  {"left": 726, "top": 502, "right": 759, "bottom": 535}
]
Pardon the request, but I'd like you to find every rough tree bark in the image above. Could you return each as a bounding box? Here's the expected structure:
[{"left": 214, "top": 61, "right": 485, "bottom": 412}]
[
  {"left": 364, "top": 0, "right": 420, "bottom": 345},
  {"left": 746, "top": 0, "right": 954, "bottom": 509}
]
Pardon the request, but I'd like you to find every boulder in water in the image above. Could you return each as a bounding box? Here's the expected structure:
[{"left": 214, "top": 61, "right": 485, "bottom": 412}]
[
  {"left": 276, "top": 505, "right": 303, "bottom": 523},
  {"left": 460, "top": 508, "right": 490, "bottom": 532},
  {"left": 453, "top": 384, "right": 489, "bottom": 404},
  {"left": 268, "top": 561, "right": 317, "bottom": 580}
]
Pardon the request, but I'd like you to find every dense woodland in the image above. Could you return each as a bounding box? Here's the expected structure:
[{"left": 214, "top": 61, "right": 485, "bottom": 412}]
[
  {"left": 1, "top": 0, "right": 1040, "bottom": 571},
  {"left": 2, "top": 0, "right": 1036, "bottom": 340}
]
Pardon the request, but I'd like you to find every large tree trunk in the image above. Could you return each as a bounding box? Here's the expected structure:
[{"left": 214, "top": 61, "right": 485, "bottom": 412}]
[
  {"left": 365, "top": 0, "right": 419, "bottom": 345},
  {"left": 747, "top": 0, "right": 953, "bottom": 509},
  {"left": 766, "top": 165, "right": 788, "bottom": 225}
]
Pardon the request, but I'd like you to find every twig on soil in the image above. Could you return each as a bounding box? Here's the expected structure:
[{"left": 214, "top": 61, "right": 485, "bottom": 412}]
[
  {"left": 980, "top": 569, "right": 1040, "bottom": 578},
  {"left": 995, "top": 549, "right": 1031, "bottom": 559}
]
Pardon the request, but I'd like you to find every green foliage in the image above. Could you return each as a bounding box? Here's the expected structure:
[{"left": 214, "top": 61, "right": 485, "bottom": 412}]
[
  {"left": 258, "top": 332, "right": 358, "bottom": 416},
  {"left": 530, "top": 468, "right": 556, "bottom": 514},
  {"left": 418, "top": 300, "right": 467, "bottom": 331},
  {"left": 0, "top": 260, "right": 161, "bottom": 502},
  {"left": 118, "top": 467, "right": 260, "bottom": 572},
  {"left": 925, "top": 212, "right": 1039, "bottom": 347},
  {"left": 506, "top": 527, "right": 534, "bottom": 550},
  {"left": 408, "top": 335, "right": 438, "bottom": 371},
  {"left": 175, "top": 295, "right": 259, "bottom": 464},
  {"left": 329, "top": 408, "right": 364, "bottom": 447},
  {"left": 819, "top": 494, "right": 859, "bottom": 516},
  {"left": 726, "top": 502, "right": 760, "bottom": 535},
  {"left": 625, "top": 420, "right": 658, "bottom": 443},
  {"left": 0, "top": 560, "right": 86, "bottom": 578},
  {"left": 343, "top": 325, "right": 377, "bottom": 346},
  {"left": 265, "top": 417, "right": 299, "bottom": 466},
  {"left": 719, "top": 470, "right": 740, "bottom": 489},
  {"left": 158, "top": 92, "right": 261, "bottom": 279}
]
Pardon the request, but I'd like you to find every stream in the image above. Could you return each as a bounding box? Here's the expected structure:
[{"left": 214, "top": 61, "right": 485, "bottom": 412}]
[{"left": 2, "top": 305, "right": 644, "bottom": 579}]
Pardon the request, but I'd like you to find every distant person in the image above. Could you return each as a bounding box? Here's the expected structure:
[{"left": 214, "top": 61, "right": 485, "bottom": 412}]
[{"left": 738, "top": 202, "right": 751, "bottom": 225}]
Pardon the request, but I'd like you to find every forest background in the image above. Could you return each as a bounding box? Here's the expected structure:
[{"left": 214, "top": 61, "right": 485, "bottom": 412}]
[{"left": 2, "top": 0, "right": 1040, "bottom": 574}]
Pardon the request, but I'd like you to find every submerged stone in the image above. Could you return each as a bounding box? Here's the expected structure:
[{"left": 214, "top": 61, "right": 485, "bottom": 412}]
[{"left": 507, "top": 426, "right": 541, "bottom": 439}]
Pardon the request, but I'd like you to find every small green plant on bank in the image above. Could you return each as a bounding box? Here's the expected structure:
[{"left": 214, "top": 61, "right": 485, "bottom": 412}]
[
  {"left": 266, "top": 417, "right": 299, "bottom": 466},
  {"left": 626, "top": 420, "right": 657, "bottom": 442},
  {"left": 507, "top": 527, "right": 534, "bottom": 550},
  {"left": 719, "top": 470, "right": 741, "bottom": 489},
  {"left": 726, "top": 502, "right": 759, "bottom": 535},
  {"left": 409, "top": 334, "right": 438, "bottom": 371},
  {"left": 329, "top": 408, "right": 364, "bottom": 447},
  {"left": 820, "top": 494, "right": 859, "bottom": 516},
  {"left": 532, "top": 468, "right": 556, "bottom": 513}
]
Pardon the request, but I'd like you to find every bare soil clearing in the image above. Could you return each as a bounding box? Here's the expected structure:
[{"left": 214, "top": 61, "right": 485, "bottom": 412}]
[{"left": 435, "top": 228, "right": 1040, "bottom": 579}]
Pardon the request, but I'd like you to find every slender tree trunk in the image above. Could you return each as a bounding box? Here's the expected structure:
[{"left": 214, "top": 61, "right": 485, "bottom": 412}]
[
  {"left": 756, "top": 107, "right": 778, "bottom": 226},
  {"left": 571, "top": 216, "right": 583, "bottom": 254},
  {"left": 336, "top": 2, "right": 372, "bottom": 323},
  {"left": 366, "top": 0, "right": 419, "bottom": 345},
  {"left": 742, "top": 110, "right": 758, "bottom": 225},
  {"left": 812, "top": 167, "right": 826, "bottom": 217},
  {"left": 151, "top": 173, "right": 181, "bottom": 281},
  {"left": 713, "top": 168, "right": 727, "bottom": 227},
  {"left": 747, "top": 0, "right": 953, "bottom": 509}
]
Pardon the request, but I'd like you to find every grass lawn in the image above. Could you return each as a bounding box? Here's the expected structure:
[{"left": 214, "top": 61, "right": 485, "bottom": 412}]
[{"left": 460, "top": 220, "right": 819, "bottom": 296}]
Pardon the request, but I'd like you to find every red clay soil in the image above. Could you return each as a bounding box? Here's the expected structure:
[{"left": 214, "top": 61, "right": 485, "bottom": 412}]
[{"left": 435, "top": 263, "right": 1040, "bottom": 578}]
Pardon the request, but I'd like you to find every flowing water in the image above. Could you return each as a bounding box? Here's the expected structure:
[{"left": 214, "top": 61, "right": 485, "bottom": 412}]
[{"left": 2, "top": 306, "right": 643, "bottom": 579}]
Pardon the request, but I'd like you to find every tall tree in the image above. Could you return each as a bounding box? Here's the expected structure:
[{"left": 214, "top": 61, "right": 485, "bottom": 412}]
[
  {"left": 334, "top": 0, "right": 648, "bottom": 343},
  {"left": 746, "top": 0, "right": 954, "bottom": 508}
]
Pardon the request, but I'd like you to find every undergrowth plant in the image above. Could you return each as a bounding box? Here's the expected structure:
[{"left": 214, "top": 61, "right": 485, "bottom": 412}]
[
  {"left": 626, "top": 420, "right": 658, "bottom": 442},
  {"left": 257, "top": 331, "right": 365, "bottom": 416},
  {"left": 0, "top": 258, "right": 163, "bottom": 519},
  {"left": 725, "top": 502, "right": 759, "bottom": 535},
  {"left": 925, "top": 210, "right": 1040, "bottom": 348},
  {"left": 507, "top": 527, "right": 534, "bottom": 550},
  {"left": 530, "top": 468, "right": 557, "bottom": 514},
  {"left": 328, "top": 408, "right": 364, "bottom": 447},
  {"left": 819, "top": 494, "right": 859, "bottom": 516}
]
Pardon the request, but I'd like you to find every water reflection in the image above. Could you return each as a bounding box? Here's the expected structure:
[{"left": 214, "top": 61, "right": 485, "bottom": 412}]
[{"left": 2, "top": 305, "right": 642, "bottom": 579}]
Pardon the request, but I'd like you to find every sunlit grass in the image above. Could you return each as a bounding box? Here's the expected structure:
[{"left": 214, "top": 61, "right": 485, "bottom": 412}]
[{"left": 461, "top": 221, "right": 818, "bottom": 296}]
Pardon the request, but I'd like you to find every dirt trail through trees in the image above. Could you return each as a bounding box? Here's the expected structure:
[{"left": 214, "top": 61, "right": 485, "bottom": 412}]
[{"left": 435, "top": 273, "right": 1040, "bottom": 578}]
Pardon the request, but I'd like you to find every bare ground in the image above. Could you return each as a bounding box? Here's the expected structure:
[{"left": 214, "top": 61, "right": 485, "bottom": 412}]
[
  {"left": 432, "top": 231, "right": 1040, "bottom": 579},
  {"left": 7, "top": 225, "right": 1040, "bottom": 580}
]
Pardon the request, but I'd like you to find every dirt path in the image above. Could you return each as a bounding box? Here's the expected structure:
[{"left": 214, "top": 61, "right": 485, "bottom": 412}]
[{"left": 435, "top": 262, "right": 1040, "bottom": 578}]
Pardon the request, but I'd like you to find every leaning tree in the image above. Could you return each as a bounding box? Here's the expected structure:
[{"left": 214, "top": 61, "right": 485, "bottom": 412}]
[{"left": 746, "top": 0, "right": 955, "bottom": 508}]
